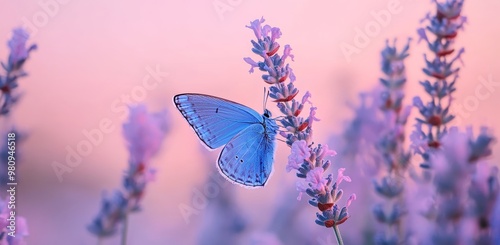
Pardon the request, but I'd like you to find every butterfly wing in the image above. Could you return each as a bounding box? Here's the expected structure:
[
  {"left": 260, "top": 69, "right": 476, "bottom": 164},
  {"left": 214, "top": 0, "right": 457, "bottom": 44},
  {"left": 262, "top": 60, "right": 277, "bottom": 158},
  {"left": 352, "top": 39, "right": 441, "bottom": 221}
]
[
  {"left": 174, "top": 93, "right": 263, "bottom": 149},
  {"left": 217, "top": 122, "right": 277, "bottom": 187}
]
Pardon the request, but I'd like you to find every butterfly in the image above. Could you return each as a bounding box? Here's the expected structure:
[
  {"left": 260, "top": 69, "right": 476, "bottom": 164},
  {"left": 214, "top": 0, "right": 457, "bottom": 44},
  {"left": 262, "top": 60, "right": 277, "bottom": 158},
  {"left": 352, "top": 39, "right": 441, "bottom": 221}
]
[{"left": 173, "top": 93, "right": 279, "bottom": 187}]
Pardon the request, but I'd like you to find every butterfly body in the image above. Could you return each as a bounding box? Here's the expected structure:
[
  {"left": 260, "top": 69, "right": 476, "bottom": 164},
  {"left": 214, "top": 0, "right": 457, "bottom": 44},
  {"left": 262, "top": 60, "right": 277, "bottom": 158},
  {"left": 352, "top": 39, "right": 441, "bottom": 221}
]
[{"left": 173, "top": 93, "right": 278, "bottom": 187}]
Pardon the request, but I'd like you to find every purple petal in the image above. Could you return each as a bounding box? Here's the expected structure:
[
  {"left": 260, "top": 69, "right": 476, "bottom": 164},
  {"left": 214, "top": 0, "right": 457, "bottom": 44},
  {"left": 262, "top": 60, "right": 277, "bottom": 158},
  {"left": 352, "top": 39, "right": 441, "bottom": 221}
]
[{"left": 243, "top": 57, "right": 258, "bottom": 73}]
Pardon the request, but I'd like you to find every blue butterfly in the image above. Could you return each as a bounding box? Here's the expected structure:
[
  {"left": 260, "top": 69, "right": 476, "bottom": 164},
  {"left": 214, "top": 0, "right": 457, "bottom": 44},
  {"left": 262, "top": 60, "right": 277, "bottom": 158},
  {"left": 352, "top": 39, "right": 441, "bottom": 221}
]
[{"left": 173, "top": 93, "right": 278, "bottom": 187}]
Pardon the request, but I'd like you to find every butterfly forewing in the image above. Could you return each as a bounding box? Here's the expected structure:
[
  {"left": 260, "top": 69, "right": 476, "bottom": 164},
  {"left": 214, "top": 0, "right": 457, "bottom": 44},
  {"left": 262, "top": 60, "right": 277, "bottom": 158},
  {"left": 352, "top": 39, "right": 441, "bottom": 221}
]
[
  {"left": 174, "top": 94, "right": 263, "bottom": 149},
  {"left": 218, "top": 122, "right": 277, "bottom": 187}
]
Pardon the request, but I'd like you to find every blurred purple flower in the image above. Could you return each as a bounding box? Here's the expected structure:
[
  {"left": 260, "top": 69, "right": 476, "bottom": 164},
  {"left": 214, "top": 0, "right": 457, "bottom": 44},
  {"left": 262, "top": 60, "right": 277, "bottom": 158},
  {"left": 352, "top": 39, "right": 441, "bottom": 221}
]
[
  {"left": 123, "top": 105, "right": 169, "bottom": 165},
  {"left": 371, "top": 39, "right": 413, "bottom": 245},
  {"left": 89, "top": 105, "right": 169, "bottom": 241},
  {"left": 7, "top": 28, "right": 36, "bottom": 68},
  {"left": 1, "top": 28, "right": 36, "bottom": 116},
  {"left": 337, "top": 90, "right": 388, "bottom": 174}
]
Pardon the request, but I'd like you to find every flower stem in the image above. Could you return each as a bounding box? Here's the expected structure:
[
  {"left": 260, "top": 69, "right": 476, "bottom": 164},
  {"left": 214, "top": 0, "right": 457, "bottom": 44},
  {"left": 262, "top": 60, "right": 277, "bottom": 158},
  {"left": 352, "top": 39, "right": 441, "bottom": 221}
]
[
  {"left": 121, "top": 213, "right": 128, "bottom": 245},
  {"left": 333, "top": 225, "right": 344, "bottom": 245}
]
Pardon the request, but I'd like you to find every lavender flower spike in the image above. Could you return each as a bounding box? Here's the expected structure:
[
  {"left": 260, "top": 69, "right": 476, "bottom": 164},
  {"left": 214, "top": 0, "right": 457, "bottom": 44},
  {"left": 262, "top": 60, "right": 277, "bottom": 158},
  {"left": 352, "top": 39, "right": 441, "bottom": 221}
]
[
  {"left": 1, "top": 28, "right": 36, "bottom": 116},
  {"left": 369, "top": 38, "right": 412, "bottom": 245},
  {"left": 88, "top": 105, "right": 169, "bottom": 243},
  {"left": 413, "top": 0, "right": 466, "bottom": 156},
  {"left": 244, "top": 18, "right": 354, "bottom": 244}
]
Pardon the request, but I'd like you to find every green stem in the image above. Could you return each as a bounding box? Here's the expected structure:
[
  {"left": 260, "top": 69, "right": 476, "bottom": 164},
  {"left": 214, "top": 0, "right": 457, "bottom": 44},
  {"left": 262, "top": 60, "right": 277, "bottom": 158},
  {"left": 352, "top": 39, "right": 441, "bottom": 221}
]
[
  {"left": 121, "top": 213, "right": 128, "bottom": 245},
  {"left": 333, "top": 225, "right": 344, "bottom": 245}
]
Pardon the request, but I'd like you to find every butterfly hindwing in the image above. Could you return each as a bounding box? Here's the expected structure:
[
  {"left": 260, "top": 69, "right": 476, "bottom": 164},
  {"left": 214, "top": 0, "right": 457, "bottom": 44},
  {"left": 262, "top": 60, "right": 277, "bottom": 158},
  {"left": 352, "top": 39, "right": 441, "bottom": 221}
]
[
  {"left": 218, "top": 122, "right": 277, "bottom": 187},
  {"left": 173, "top": 93, "right": 263, "bottom": 149}
]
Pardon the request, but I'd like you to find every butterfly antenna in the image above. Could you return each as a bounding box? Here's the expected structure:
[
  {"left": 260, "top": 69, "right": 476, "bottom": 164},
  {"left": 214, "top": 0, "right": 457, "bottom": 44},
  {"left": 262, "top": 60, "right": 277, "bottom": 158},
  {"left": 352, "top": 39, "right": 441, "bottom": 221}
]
[{"left": 263, "top": 87, "right": 269, "bottom": 111}]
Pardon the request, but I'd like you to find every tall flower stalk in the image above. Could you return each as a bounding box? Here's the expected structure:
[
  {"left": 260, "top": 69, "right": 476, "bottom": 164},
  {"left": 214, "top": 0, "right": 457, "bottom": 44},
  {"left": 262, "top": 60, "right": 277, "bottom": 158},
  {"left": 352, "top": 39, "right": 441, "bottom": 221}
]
[
  {"left": 412, "top": 0, "right": 466, "bottom": 161},
  {"left": 0, "top": 28, "right": 36, "bottom": 187},
  {"left": 410, "top": 1, "right": 467, "bottom": 239},
  {"left": 88, "top": 105, "right": 169, "bottom": 245},
  {"left": 243, "top": 17, "right": 355, "bottom": 245},
  {"left": 410, "top": 1, "right": 500, "bottom": 244},
  {"left": 372, "top": 39, "right": 412, "bottom": 245},
  {"left": 0, "top": 27, "right": 35, "bottom": 245}
]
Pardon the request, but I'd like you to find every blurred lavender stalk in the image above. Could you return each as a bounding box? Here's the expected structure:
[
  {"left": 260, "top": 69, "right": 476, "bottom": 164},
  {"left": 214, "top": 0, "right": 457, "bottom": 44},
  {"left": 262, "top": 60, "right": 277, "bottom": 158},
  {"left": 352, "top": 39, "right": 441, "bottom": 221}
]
[
  {"left": 0, "top": 27, "right": 36, "bottom": 184},
  {"left": 372, "top": 39, "right": 412, "bottom": 245},
  {"left": 411, "top": 0, "right": 466, "bottom": 163},
  {"left": 336, "top": 90, "right": 387, "bottom": 174},
  {"left": 0, "top": 28, "right": 36, "bottom": 116},
  {"left": 330, "top": 89, "right": 389, "bottom": 244},
  {"left": 88, "top": 105, "right": 169, "bottom": 244},
  {"left": 331, "top": 40, "right": 411, "bottom": 244},
  {"left": 243, "top": 17, "right": 355, "bottom": 244},
  {"left": 0, "top": 27, "right": 35, "bottom": 245},
  {"left": 408, "top": 1, "right": 500, "bottom": 244},
  {"left": 408, "top": 1, "right": 466, "bottom": 241}
]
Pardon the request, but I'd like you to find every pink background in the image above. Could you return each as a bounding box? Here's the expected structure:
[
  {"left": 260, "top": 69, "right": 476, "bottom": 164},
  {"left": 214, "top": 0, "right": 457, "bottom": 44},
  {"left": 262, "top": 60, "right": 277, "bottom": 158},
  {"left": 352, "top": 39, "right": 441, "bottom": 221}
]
[{"left": 1, "top": 0, "right": 499, "bottom": 244}]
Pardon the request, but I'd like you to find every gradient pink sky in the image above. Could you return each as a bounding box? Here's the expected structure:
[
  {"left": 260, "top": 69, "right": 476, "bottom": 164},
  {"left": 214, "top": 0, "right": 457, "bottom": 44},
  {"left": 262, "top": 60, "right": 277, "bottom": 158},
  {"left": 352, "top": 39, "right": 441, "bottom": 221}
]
[{"left": 1, "top": 0, "right": 500, "bottom": 244}]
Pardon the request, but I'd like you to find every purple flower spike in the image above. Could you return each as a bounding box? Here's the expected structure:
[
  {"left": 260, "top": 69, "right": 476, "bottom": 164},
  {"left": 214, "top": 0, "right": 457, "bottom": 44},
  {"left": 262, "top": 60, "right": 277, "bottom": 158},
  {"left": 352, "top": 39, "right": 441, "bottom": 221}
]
[
  {"left": 243, "top": 18, "right": 354, "bottom": 243},
  {"left": 413, "top": 0, "right": 467, "bottom": 160},
  {"left": 1, "top": 28, "right": 36, "bottom": 116},
  {"left": 89, "top": 105, "right": 169, "bottom": 240}
]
